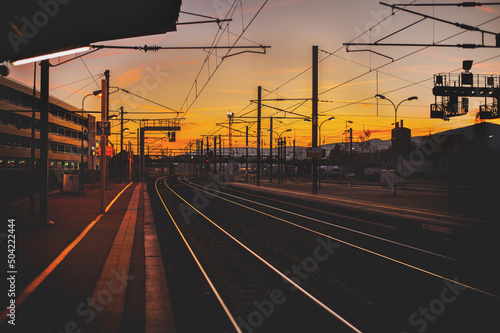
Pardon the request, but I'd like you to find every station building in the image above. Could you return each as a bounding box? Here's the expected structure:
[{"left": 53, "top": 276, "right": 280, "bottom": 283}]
[{"left": 0, "top": 76, "right": 95, "bottom": 171}]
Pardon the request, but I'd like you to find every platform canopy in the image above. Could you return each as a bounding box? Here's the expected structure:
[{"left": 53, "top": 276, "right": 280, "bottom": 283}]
[{"left": 0, "top": 0, "right": 182, "bottom": 63}]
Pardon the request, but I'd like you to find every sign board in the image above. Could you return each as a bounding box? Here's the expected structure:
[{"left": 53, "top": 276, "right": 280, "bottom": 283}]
[
  {"left": 95, "top": 146, "right": 114, "bottom": 157},
  {"left": 306, "top": 147, "right": 324, "bottom": 158},
  {"left": 96, "top": 121, "right": 111, "bottom": 136},
  {"left": 106, "top": 146, "right": 114, "bottom": 157}
]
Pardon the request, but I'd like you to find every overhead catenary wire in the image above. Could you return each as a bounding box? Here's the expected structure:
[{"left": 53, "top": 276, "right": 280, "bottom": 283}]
[
  {"left": 178, "top": 0, "right": 248, "bottom": 114},
  {"left": 119, "top": 88, "right": 179, "bottom": 113},
  {"left": 200, "top": 3, "right": 498, "bottom": 143},
  {"left": 51, "top": 73, "right": 104, "bottom": 91},
  {"left": 206, "top": 0, "right": 417, "bottom": 132},
  {"left": 177, "top": 0, "right": 270, "bottom": 121}
]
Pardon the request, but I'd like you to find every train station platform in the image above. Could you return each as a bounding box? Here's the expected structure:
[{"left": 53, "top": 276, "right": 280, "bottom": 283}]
[
  {"left": 230, "top": 178, "right": 499, "bottom": 234},
  {"left": 0, "top": 182, "right": 174, "bottom": 333}
]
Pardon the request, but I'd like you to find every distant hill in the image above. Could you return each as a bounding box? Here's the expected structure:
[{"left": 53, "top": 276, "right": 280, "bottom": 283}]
[
  {"left": 324, "top": 122, "right": 500, "bottom": 152},
  {"left": 414, "top": 122, "right": 500, "bottom": 151},
  {"left": 212, "top": 123, "right": 500, "bottom": 157}
]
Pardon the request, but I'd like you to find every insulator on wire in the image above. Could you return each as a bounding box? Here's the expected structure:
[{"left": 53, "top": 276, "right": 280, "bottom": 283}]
[{"left": 459, "top": 2, "right": 481, "bottom": 7}]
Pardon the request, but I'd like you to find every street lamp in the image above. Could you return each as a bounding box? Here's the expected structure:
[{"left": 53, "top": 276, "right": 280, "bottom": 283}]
[
  {"left": 375, "top": 94, "right": 418, "bottom": 195},
  {"left": 279, "top": 129, "right": 291, "bottom": 183},
  {"left": 81, "top": 89, "right": 102, "bottom": 193},
  {"left": 267, "top": 129, "right": 291, "bottom": 183},
  {"left": 319, "top": 116, "right": 335, "bottom": 147},
  {"left": 268, "top": 128, "right": 291, "bottom": 139},
  {"left": 375, "top": 94, "right": 418, "bottom": 129}
]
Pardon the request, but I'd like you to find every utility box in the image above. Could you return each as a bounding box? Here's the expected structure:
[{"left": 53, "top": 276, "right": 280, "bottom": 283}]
[{"left": 62, "top": 172, "right": 81, "bottom": 194}]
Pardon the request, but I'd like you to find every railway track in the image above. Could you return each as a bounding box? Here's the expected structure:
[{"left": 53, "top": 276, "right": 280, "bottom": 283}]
[
  {"left": 154, "top": 176, "right": 361, "bottom": 332},
  {"left": 152, "top": 175, "right": 500, "bottom": 332}
]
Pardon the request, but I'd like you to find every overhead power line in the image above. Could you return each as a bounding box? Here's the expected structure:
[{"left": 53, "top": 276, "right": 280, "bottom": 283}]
[
  {"left": 178, "top": 0, "right": 270, "bottom": 120},
  {"left": 119, "top": 88, "right": 179, "bottom": 114}
]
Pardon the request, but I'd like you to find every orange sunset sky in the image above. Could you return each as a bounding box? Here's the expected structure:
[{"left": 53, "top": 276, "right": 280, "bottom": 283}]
[{"left": 7, "top": 0, "right": 500, "bottom": 152}]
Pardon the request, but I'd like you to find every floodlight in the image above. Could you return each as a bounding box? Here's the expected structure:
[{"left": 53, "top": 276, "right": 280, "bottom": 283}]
[
  {"left": 11, "top": 46, "right": 92, "bottom": 66},
  {"left": 462, "top": 60, "right": 473, "bottom": 72}
]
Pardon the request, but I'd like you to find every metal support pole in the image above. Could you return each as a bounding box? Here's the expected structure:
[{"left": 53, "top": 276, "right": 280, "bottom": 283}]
[
  {"left": 91, "top": 150, "right": 94, "bottom": 189},
  {"left": 195, "top": 140, "right": 198, "bottom": 181},
  {"left": 128, "top": 141, "right": 132, "bottom": 181},
  {"left": 293, "top": 139, "right": 296, "bottom": 181},
  {"left": 256, "top": 86, "right": 262, "bottom": 186},
  {"left": 318, "top": 124, "right": 322, "bottom": 189},
  {"left": 312, "top": 45, "right": 319, "bottom": 194},
  {"left": 100, "top": 76, "right": 108, "bottom": 213},
  {"left": 80, "top": 108, "right": 85, "bottom": 195},
  {"left": 120, "top": 106, "right": 124, "bottom": 183},
  {"left": 219, "top": 134, "right": 222, "bottom": 173},
  {"left": 30, "top": 62, "right": 36, "bottom": 215},
  {"left": 246, "top": 126, "right": 249, "bottom": 183},
  {"left": 393, "top": 109, "right": 398, "bottom": 196},
  {"left": 189, "top": 141, "right": 193, "bottom": 176},
  {"left": 283, "top": 137, "right": 287, "bottom": 182},
  {"left": 206, "top": 137, "right": 209, "bottom": 179},
  {"left": 39, "top": 60, "right": 50, "bottom": 224},
  {"left": 105, "top": 70, "right": 110, "bottom": 191},
  {"left": 277, "top": 138, "right": 281, "bottom": 184},
  {"left": 213, "top": 136, "right": 217, "bottom": 173},
  {"left": 349, "top": 128, "right": 353, "bottom": 187},
  {"left": 200, "top": 139, "right": 204, "bottom": 181},
  {"left": 269, "top": 117, "right": 273, "bottom": 183}
]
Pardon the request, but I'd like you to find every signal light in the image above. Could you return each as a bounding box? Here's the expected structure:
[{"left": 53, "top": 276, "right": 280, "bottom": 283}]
[{"left": 461, "top": 73, "right": 473, "bottom": 85}]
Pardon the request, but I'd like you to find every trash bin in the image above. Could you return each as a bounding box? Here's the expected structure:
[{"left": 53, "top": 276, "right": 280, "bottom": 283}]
[{"left": 62, "top": 172, "right": 81, "bottom": 193}]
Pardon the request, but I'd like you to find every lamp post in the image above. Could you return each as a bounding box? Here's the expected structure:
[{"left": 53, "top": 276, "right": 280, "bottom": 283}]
[
  {"left": 81, "top": 90, "right": 101, "bottom": 194},
  {"left": 279, "top": 129, "right": 291, "bottom": 183},
  {"left": 375, "top": 94, "right": 418, "bottom": 195},
  {"left": 268, "top": 129, "right": 291, "bottom": 183},
  {"left": 318, "top": 117, "right": 335, "bottom": 188},
  {"left": 319, "top": 117, "right": 335, "bottom": 148},
  {"left": 110, "top": 106, "right": 125, "bottom": 182}
]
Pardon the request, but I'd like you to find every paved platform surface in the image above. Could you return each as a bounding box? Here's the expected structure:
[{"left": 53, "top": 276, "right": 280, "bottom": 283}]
[
  {"left": 0, "top": 182, "right": 174, "bottom": 333},
  {"left": 230, "top": 178, "right": 499, "bottom": 232}
]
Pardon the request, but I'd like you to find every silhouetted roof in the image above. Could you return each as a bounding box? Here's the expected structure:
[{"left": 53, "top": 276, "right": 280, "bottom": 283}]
[{"left": 0, "top": 0, "right": 182, "bottom": 63}]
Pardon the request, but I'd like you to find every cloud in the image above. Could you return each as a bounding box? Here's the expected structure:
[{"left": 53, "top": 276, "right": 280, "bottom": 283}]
[
  {"left": 209, "top": 88, "right": 255, "bottom": 94},
  {"left": 114, "top": 67, "right": 143, "bottom": 87},
  {"left": 477, "top": 6, "right": 498, "bottom": 14},
  {"left": 250, "top": 67, "right": 305, "bottom": 76}
]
